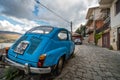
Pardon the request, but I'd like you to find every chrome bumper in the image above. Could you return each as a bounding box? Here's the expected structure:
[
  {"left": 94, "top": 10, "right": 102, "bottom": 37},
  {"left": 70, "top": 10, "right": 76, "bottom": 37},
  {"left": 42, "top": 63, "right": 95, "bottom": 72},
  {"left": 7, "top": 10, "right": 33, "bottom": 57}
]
[{"left": 5, "top": 57, "right": 51, "bottom": 74}]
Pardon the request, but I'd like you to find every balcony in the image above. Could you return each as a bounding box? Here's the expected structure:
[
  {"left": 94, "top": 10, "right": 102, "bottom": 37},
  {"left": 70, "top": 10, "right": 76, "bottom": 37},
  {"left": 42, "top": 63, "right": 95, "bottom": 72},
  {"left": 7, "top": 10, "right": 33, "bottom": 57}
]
[
  {"left": 99, "top": 0, "right": 113, "bottom": 4},
  {"left": 96, "top": 17, "right": 110, "bottom": 34},
  {"left": 89, "top": 15, "right": 93, "bottom": 20},
  {"left": 99, "top": 0, "right": 113, "bottom": 8},
  {"left": 86, "top": 27, "right": 94, "bottom": 34},
  {"left": 104, "top": 16, "right": 110, "bottom": 24}
]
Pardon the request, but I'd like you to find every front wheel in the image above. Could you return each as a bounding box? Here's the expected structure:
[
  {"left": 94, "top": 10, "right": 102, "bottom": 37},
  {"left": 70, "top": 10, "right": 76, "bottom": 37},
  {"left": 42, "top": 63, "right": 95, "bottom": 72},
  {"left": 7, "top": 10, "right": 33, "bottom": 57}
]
[{"left": 71, "top": 48, "right": 75, "bottom": 57}]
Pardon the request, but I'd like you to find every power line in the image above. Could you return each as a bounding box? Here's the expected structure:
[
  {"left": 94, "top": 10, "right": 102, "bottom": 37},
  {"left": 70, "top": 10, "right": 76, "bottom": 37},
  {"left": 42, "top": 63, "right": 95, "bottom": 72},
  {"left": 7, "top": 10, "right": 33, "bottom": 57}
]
[{"left": 35, "top": 0, "right": 70, "bottom": 23}]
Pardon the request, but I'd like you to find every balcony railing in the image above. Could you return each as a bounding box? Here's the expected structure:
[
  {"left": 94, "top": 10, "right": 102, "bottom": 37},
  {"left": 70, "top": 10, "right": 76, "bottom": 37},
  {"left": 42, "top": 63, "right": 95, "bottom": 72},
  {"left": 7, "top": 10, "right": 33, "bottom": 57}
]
[
  {"left": 89, "top": 15, "right": 93, "bottom": 20},
  {"left": 99, "top": 0, "right": 113, "bottom": 4},
  {"left": 86, "top": 27, "right": 94, "bottom": 34},
  {"left": 104, "top": 16, "right": 110, "bottom": 24},
  {"left": 96, "top": 17, "right": 110, "bottom": 34}
]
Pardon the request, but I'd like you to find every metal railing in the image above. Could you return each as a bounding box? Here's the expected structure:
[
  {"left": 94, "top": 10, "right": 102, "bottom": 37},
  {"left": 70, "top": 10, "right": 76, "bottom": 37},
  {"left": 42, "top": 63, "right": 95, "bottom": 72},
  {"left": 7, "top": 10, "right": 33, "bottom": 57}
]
[
  {"left": 86, "top": 27, "right": 94, "bottom": 34},
  {"left": 96, "top": 17, "right": 110, "bottom": 34}
]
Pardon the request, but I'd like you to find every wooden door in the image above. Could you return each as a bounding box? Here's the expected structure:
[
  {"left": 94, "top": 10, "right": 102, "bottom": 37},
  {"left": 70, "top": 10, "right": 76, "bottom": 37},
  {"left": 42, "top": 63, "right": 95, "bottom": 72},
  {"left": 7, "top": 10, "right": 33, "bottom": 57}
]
[
  {"left": 118, "top": 28, "right": 120, "bottom": 50},
  {"left": 102, "top": 32, "right": 110, "bottom": 48}
]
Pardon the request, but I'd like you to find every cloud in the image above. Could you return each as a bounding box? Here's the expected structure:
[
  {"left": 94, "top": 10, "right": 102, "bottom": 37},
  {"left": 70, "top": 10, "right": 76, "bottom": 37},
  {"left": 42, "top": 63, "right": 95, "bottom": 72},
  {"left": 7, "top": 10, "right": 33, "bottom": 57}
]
[
  {"left": 8, "top": 16, "right": 39, "bottom": 27},
  {"left": 0, "top": 0, "right": 36, "bottom": 19},
  {"left": 0, "top": 20, "right": 23, "bottom": 32},
  {"left": 37, "top": 0, "right": 98, "bottom": 30},
  {"left": 0, "top": 0, "right": 98, "bottom": 32},
  {"left": 39, "top": 0, "right": 88, "bottom": 22},
  {"left": 0, "top": 19, "right": 39, "bottom": 33}
]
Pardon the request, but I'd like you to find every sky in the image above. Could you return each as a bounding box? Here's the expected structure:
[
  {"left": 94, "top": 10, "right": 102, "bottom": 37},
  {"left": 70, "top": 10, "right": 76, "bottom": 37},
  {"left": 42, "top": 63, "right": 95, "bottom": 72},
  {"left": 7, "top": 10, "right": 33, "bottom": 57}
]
[{"left": 0, "top": 0, "right": 99, "bottom": 33}]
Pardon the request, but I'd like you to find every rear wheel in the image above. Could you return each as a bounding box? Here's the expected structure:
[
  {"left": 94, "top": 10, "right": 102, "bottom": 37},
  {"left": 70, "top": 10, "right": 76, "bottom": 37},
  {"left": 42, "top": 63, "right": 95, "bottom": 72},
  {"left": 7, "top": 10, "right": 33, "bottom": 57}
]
[
  {"left": 57, "top": 57, "right": 64, "bottom": 74},
  {"left": 52, "top": 57, "right": 64, "bottom": 76}
]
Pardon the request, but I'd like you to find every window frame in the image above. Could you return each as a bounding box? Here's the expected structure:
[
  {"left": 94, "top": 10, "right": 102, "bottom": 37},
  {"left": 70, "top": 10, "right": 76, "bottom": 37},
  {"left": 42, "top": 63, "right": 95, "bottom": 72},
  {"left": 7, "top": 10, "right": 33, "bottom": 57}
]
[
  {"left": 58, "top": 30, "right": 68, "bottom": 41},
  {"left": 116, "top": 0, "right": 120, "bottom": 15}
]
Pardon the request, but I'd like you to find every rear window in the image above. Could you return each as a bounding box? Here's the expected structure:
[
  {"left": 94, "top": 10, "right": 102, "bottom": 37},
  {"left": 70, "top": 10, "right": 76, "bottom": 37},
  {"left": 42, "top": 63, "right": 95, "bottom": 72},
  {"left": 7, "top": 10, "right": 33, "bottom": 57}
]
[
  {"left": 26, "top": 37, "right": 41, "bottom": 54},
  {"left": 27, "top": 26, "right": 53, "bottom": 34}
]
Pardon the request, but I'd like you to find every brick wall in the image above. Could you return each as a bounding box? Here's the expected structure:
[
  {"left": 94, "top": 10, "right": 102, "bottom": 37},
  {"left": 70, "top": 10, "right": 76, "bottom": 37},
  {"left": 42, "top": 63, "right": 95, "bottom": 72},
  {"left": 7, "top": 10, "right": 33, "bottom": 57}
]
[
  {"left": 88, "top": 33, "right": 94, "bottom": 43},
  {"left": 96, "top": 20, "right": 104, "bottom": 29}
]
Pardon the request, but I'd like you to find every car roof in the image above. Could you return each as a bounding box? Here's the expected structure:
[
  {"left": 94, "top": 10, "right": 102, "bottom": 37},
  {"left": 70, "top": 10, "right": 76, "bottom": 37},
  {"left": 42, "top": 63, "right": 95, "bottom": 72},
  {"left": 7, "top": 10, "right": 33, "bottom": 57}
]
[{"left": 25, "top": 26, "right": 70, "bottom": 38}]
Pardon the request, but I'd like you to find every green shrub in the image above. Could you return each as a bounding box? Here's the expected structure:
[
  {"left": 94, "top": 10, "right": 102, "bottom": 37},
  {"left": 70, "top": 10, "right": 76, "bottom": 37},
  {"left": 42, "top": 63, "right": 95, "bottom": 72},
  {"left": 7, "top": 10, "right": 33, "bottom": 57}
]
[
  {"left": 109, "top": 45, "right": 113, "bottom": 50},
  {"left": 95, "top": 32, "right": 103, "bottom": 45}
]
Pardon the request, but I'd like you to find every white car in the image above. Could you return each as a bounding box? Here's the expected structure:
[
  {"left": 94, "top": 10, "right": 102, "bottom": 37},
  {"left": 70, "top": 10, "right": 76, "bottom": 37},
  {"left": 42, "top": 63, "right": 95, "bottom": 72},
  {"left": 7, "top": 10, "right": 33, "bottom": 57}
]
[{"left": 74, "top": 38, "right": 82, "bottom": 44}]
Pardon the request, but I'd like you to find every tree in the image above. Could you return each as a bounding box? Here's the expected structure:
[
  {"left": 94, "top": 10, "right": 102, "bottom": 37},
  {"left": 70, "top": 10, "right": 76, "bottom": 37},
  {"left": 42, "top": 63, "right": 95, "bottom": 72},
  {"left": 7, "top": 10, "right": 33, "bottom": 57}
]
[
  {"left": 75, "top": 28, "right": 81, "bottom": 34},
  {"left": 75, "top": 24, "right": 86, "bottom": 37}
]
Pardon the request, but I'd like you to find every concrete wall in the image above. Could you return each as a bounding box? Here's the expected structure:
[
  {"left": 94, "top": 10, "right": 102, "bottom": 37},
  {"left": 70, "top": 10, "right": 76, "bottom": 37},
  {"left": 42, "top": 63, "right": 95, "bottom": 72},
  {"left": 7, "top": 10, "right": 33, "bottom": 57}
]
[
  {"left": 110, "top": 0, "right": 120, "bottom": 50},
  {"left": 92, "top": 8, "right": 102, "bottom": 20},
  {"left": 110, "top": 27, "right": 118, "bottom": 50},
  {"left": 88, "top": 33, "right": 94, "bottom": 43},
  {"left": 110, "top": 0, "right": 120, "bottom": 28},
  {"left": 97, "top": 37, "right": 102, "bottom": 47}
]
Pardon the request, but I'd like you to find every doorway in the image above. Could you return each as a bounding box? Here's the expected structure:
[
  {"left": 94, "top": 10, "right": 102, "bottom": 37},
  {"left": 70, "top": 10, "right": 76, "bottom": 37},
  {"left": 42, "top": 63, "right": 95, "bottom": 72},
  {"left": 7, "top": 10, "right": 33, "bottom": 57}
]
[
  {"left": 102, "top": 32, "right": 110, "bottom": 48},
  {"left": 117, "top": 27, "right": 120, "bottom": 50}
]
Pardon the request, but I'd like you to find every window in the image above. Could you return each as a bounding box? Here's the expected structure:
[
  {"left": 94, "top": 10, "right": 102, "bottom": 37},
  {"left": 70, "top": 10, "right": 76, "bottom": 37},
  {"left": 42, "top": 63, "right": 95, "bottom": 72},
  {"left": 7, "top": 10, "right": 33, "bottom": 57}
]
[
  {"left": 58, "top": 31, "right": 68, "bottom": 40},
  {"left": 116, "top": 0, "right": 120, "bottom": 15},
  {"left": 27, "top": 26, "right": 53, "bottom": 34}
]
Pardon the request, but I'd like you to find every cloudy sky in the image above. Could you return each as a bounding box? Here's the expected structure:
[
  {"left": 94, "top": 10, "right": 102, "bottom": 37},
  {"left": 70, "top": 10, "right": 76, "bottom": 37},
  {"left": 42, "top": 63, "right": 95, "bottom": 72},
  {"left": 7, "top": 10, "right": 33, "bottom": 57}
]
[{"left": 0, "top": 0, "right": 98, "bottom": 33}]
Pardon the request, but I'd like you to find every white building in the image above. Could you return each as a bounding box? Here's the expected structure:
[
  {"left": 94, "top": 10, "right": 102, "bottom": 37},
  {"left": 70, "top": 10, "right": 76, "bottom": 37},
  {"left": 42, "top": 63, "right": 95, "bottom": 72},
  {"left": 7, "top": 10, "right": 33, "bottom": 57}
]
[{"left": 99, "top": 0, "right": 120, "bottom": 50}]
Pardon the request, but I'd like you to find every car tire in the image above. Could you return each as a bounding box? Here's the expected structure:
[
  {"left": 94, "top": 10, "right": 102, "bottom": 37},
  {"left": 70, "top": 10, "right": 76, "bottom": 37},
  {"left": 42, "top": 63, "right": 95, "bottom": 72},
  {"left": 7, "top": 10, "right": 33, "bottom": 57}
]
[
  {"left": 71, "top": 48, "right": 75, "bottom": 57},
  {"left": 57, "top": 57, "right": 64, "bottom": 75},
  {"left": 52, "top": 57, "right": 64, "bottom": 76},
  {"left": 0, "top": 55, "right": 2, "bottom": 61}
]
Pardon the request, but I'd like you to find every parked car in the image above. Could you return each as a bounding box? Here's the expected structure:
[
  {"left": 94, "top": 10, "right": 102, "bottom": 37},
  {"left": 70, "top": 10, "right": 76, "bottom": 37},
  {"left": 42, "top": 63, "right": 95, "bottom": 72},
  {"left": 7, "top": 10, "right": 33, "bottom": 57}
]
[
  {"left": 74, "top": 38, "right": 82, "bottom": 45},
  {"left": 5, "top": 26, "right": 75, "bottom": 75}
]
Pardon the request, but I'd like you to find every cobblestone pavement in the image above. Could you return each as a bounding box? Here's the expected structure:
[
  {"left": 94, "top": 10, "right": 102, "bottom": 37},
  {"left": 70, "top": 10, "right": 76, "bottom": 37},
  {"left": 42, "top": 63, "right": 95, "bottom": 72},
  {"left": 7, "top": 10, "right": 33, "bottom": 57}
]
[
  {"left": 1, "top": 44, "right": 120, "bottom": 80},
  {"left": 54, "top": 44, "right": 120, "bottom": 80}
]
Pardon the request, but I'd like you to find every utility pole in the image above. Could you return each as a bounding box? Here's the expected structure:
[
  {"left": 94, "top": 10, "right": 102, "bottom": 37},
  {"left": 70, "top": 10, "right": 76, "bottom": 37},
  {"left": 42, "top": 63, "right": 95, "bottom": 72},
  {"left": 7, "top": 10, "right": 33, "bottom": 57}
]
[{"left": 70, "top": 21, "right": 73, "bottom": 33}]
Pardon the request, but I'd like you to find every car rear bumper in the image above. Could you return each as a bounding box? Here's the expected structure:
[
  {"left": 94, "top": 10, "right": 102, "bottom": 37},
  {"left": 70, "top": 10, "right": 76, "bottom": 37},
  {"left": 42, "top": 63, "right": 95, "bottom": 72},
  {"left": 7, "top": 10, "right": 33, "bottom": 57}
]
[{"left": 5, "top": 57, "right": 51, "bottom": 74}]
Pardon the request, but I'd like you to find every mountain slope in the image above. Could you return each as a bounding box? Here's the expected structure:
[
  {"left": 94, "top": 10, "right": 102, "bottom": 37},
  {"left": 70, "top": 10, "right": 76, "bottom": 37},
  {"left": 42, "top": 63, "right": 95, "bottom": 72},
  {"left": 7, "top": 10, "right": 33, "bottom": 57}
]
[{"left": 0, "top": 31, "right": 21, "bottom": 43}]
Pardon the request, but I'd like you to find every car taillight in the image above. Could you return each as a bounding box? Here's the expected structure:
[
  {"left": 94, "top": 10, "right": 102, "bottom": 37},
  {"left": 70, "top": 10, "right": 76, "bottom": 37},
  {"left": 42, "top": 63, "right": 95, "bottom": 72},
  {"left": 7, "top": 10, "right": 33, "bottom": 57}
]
[
  {"left": 37, "top": 54, "right": 46, "bottom": 67},
  {"left": 38, "top": 60, "right": 44, "bottom": 67}
]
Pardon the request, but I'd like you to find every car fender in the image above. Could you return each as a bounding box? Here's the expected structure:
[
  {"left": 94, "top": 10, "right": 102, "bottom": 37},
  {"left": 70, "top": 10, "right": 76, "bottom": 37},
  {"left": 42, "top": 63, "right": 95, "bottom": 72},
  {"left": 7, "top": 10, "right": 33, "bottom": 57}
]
[{"left": 43, "top": 47, "right": 67, "bottom": 67}]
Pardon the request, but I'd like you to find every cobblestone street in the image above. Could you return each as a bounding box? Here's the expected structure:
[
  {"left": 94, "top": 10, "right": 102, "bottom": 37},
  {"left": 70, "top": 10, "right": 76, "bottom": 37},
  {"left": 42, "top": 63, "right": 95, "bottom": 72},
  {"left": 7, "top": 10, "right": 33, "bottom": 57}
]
[
  {"left": 54, "top": 44, "right": 120, "bottom": 80},
  {"left": 1, "top": 44, "right": 120, "bottom": 80}
]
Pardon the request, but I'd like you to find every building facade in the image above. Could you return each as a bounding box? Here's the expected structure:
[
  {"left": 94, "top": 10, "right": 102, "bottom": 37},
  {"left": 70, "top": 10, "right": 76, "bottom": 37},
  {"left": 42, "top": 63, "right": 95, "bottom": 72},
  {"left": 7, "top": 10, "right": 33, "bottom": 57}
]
[
  {"left": 99, "top": 0, "right": 120, "bottom": 50},
  {"left": 86, "top": 7, "right": 104, "bottom": 46}
]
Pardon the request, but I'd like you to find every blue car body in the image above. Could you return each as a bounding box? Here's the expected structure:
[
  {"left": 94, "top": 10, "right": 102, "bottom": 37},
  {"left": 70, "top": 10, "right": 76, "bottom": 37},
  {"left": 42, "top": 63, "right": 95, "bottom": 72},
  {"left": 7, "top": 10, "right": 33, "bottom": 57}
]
[{"left": 5, "top": 26, "right": 75, "bottom": 74}]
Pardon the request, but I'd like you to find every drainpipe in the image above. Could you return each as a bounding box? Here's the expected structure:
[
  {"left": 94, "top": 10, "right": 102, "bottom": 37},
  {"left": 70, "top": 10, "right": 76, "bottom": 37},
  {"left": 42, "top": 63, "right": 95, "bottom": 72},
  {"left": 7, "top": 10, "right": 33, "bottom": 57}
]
[{"left": 93, "top": 8, "right": 96, "bottom": 45}]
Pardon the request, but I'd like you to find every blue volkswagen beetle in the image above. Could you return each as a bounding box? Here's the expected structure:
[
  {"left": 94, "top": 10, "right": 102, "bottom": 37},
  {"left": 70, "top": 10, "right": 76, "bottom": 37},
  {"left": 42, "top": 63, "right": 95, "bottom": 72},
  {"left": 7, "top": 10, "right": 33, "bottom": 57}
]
[{"left": 5, "top": 26, "right": 75, "bottom": 75}]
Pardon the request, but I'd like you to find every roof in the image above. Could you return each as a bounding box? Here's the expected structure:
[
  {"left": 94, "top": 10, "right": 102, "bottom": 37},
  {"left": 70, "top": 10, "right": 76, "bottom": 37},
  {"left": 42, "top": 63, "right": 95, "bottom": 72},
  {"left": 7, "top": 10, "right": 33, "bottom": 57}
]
[
  {"left": 99, "top": 0, "right": 113, "bottom": 5},
  {"left": 86, "top": 7, "right": 99, "bottom": 19},
  {"left": 72, "top": 33, "right": 81, "bottom": 36}
]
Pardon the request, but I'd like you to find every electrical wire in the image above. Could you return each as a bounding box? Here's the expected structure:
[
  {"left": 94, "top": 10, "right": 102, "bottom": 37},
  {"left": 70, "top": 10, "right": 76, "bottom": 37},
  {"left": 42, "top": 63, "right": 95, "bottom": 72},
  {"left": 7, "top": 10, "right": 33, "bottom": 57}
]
[{"left": 35, "top": 0, "right": 70, "bottom": 23}]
